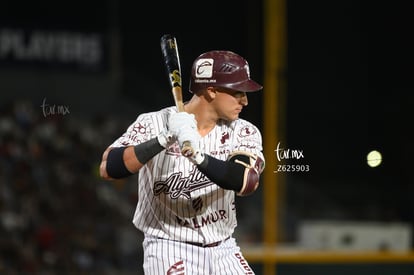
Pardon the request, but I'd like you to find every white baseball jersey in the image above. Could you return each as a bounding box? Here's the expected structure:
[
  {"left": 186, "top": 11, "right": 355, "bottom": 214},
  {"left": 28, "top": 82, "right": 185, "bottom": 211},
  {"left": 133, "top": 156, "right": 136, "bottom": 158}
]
[{"left": 110, "top": 106, "right": 264, "bottom": 246}]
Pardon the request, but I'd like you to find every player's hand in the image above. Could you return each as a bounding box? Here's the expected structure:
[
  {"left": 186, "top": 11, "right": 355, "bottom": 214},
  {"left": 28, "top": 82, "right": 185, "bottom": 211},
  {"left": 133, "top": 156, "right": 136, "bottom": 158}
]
[
  {"left": 176, "top": 126, "right": 204, "bottom": 165},
  {"left": 158, "top": 112, "right": 195, "bottom": 148},
  {"left": 168, "top": 112, "right": 197, "bottom": 137}
]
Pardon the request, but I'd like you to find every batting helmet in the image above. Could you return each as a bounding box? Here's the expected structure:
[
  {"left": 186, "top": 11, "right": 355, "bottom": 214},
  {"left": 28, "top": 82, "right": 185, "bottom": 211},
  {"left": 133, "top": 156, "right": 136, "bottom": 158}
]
[{"left": 189, "top": 50, "right": 262, "bottom": 93}]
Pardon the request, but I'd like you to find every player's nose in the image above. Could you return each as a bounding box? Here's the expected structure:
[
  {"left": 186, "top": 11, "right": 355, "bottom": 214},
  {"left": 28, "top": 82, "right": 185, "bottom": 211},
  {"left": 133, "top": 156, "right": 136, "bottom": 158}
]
[{"left": 239, "top": 93, "right": 248, "bottom": 106}]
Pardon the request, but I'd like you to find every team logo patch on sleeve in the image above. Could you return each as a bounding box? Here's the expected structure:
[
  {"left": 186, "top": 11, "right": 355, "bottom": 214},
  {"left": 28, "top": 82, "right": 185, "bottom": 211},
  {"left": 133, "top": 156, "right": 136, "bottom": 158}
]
[{"left": 238, "top": 126, "right": 257, "bottom": 138}]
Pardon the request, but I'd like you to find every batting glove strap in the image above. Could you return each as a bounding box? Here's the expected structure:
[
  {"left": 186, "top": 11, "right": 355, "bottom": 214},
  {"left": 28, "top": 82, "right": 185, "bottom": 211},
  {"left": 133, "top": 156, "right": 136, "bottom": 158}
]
[
  {"left": 157, "top": 130, "right": 173, "bottom": 148},
  {"left": 191, "top": 150, "right": 205, "bottom": 165}
]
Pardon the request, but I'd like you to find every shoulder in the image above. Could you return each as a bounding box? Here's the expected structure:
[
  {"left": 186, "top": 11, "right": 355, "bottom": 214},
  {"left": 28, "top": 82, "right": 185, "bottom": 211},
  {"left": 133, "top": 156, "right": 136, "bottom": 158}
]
[
  {"left": 135, "top": 106, "right": 176, "bottom": 123},
  {"left": 113, "top": 106, "right": 175, "bottom": 146},
  {"left": 124, "top": 106, "right": 175, "bottom": 135},
  {"left": 225, "top": 118, "right": 264, "bottom": 159},
  {"left": 230, "top": 118, "right": 262, "bottom": 138}
]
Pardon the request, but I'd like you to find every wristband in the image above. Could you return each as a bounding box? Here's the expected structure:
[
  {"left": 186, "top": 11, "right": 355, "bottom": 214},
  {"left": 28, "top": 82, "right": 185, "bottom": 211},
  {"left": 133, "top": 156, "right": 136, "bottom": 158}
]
[
  {"left": 134, "top": 138, "right": 164, "bottom": 164},
  {"left": 106, "top": 147, "right": 132, "bottom": 179}
]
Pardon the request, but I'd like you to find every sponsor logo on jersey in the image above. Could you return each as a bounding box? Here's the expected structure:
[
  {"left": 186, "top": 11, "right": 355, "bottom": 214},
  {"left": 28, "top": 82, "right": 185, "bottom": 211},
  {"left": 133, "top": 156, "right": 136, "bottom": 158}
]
[
  {"left": 176, "top": 209, "right": 228, "bottom": 228},
  {"left": 234, "top": 253, "right": 254, "bottom": 274},
  {"left": 209, "top": 148, "right": 231, "bottom": 157}
]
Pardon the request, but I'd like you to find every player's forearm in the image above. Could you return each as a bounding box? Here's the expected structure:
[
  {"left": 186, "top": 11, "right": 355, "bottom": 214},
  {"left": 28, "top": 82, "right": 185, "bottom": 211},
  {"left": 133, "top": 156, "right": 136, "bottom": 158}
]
[
  {"left": 197, "top": 155, "right": 244, "bottom": 192},
  {"left": 100, "top": 137, "right": 164, "bottom": 180},
  {"left": 197, "top": 153, "right": 263, "bottom": 196}
]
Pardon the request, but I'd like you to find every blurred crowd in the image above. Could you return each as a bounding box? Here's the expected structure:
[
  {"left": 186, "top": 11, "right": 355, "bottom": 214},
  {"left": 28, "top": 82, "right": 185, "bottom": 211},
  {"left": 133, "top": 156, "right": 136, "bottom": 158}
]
[
  {"left": 0, "top": 99, "right": 263, "bottom": 274},
  {"left": 0, "top": 99, "right": 143, "bottom": 274}
]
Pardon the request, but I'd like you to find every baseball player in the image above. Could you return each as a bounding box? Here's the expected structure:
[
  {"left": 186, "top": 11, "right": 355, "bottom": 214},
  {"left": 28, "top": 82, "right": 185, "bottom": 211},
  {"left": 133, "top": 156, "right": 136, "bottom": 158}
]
[{"left": 99, "top": 50, "right": 265, "bottom": 274}]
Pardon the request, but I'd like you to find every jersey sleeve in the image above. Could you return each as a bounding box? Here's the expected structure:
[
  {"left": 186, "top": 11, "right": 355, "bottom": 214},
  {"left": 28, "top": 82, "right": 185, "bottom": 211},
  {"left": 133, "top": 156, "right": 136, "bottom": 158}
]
[
  {"left": 231, "top": 120, "right": 265, "bottom": 169},
  {"left": 109, "top": 109, "right": 169, "bottom": 148}
]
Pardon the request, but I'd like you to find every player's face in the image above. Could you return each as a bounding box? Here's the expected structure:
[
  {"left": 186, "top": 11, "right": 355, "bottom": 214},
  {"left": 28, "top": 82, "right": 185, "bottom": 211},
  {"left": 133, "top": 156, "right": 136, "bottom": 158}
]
[{"left": 214, "top": 88, "right": 248, "bottom": 121}]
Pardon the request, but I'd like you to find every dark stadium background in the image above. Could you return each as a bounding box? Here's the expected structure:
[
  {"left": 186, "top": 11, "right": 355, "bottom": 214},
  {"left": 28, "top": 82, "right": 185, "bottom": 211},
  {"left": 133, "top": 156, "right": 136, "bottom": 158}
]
[{"left": 0, "top": 0, "right": 412, "bottom": 274}]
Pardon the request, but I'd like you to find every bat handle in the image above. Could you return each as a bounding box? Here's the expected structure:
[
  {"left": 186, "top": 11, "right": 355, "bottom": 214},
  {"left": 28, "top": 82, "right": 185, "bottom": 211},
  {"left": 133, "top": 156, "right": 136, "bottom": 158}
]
[
  {"left": 172, "top": 86, "right": 195, "bottom": 157},
  {"left": 181, "top": 141, "right": 194, "bottom": 157}
]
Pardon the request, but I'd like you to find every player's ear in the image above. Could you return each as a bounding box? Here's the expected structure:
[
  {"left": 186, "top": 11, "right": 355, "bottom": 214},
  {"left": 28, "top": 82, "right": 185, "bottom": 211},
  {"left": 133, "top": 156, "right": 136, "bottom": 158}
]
[{"left": 206, "top": 87, "right": 217, "bottom": 100}]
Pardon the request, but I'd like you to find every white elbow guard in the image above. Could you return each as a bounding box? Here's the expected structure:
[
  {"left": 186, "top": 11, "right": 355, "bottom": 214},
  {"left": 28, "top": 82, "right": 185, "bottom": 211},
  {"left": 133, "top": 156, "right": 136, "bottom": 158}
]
[{"left": 227, "top": 151, "right": 265, "bottom": 196}]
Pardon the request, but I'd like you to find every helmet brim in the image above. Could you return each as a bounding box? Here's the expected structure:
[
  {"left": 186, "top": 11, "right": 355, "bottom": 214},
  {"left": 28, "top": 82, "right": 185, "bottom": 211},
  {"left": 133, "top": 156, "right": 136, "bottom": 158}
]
[{"left": 225, "top": 79, "right": 263, "bottom": 92}]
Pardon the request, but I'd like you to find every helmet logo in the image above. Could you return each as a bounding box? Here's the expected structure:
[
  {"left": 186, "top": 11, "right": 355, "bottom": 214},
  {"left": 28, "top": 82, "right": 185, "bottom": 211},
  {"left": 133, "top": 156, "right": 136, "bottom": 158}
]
[
  {"left": 220, "top": 63, "right": 237, "bottom": 72},
  {"left": 195, "top": 58, "right": 213, "bottom": 78}
]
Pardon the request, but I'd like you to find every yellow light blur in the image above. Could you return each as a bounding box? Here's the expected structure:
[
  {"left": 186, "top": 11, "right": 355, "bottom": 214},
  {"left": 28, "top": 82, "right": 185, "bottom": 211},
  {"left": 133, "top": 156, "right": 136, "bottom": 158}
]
[{"left": 367, "top": 150, "right": 382, "bottom": 167}]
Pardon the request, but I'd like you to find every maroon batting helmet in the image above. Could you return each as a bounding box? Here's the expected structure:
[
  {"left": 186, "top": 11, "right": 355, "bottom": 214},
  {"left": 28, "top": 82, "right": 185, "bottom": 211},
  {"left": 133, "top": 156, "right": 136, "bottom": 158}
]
[{"left": 189, "top": 50, "right": 262, "bottom": 93}]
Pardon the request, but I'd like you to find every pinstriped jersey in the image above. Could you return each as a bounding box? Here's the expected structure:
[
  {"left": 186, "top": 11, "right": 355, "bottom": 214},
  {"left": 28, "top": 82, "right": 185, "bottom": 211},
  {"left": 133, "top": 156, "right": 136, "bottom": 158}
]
[{"left": 109, "top": 106, "right": 265, "bottom": 245}]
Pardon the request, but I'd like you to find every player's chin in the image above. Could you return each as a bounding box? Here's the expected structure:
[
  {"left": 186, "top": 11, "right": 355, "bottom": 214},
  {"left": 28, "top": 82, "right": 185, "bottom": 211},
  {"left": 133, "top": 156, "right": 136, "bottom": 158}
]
[
  {"left": 233, "top": 110, "right": 242, "bottom": 119},
  {"left": 222, "top": 111, "right": 240, "bottom": 121},
  {"left": 227, "top": 114, "right": 240, "bottom": 121}
]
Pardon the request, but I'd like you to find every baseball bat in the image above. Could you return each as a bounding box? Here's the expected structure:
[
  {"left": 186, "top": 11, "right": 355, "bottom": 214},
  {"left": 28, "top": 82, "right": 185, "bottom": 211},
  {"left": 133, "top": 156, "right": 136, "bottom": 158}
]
[{"left": 160, "top": 34, "right": 194, "bottom": 157}]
